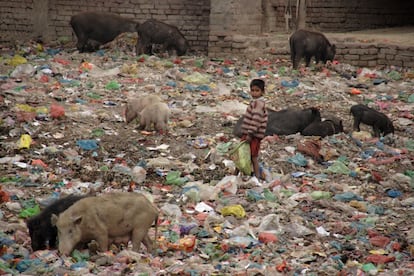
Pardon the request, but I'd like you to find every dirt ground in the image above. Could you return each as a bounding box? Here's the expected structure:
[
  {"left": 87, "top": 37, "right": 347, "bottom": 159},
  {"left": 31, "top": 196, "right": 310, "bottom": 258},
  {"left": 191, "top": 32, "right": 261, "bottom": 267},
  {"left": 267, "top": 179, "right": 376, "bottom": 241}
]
[
  {"left": 327, "top": 26, "right": 414, "bottom": 45},
  {"left": 0, "top": 29, "right": 413, "bottom": 275}
]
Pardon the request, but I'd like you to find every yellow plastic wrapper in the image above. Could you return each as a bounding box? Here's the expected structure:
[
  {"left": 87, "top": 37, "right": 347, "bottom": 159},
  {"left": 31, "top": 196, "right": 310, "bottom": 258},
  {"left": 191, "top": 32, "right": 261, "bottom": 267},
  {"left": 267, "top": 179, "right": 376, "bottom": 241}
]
[
  {"left": 9, "top": 55, "right": 27, "bottom": 66},
  {"left": 182, "top": 72, "right": 210, "bottom": 84},
  {"left": 229, "top": 141, "right": 252, "bottom": 176},
  {"left": 16, "top": 104, "right": 36, "bottom": 113},
  {"left": 220, "top": 204, "right": 246, "bottom": 218},
  {"left": 18, "top": 134, "right": 32, "bottom": 149},
  {"left": 369, "top": 249, "right": 387, "bottom": 255},
  {"left": 121, "top": 63, "right": 138, "bottom": 75}
]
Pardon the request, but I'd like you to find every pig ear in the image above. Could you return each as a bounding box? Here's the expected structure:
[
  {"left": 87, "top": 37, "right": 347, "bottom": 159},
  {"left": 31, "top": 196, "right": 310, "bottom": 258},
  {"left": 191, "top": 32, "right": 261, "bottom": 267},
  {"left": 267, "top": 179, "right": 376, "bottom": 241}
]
[
  {"left": 51, "top": 214, "right": 59, "bottom": 226},
  {"left": 72, "top": 215, "right": 82, "bottom": 225}
]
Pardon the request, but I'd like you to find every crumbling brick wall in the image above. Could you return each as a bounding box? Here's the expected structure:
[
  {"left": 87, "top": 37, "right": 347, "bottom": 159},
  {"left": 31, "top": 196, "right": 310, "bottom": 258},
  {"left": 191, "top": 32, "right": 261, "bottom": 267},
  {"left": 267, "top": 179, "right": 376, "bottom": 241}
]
[
  {"left": 336, "top": 43, "right": 414, "bottom": 68},
  {"left": 0, "top": 0, "right": 210, "bottom": 54}
]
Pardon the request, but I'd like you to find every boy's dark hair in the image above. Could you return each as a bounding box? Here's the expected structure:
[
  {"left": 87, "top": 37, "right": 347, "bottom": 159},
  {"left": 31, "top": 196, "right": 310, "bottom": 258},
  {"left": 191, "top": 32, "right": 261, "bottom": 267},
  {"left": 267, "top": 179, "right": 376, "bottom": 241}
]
[{"left": 250, "top": 79, "right": 265, "bottom": 92}]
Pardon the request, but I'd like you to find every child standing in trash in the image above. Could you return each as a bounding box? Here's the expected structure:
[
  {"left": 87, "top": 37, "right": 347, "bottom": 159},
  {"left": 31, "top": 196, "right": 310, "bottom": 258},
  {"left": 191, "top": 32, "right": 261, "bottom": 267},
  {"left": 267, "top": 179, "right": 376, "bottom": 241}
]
[{"left": 239, "top": 78, "right": 268, "bottom": 180}]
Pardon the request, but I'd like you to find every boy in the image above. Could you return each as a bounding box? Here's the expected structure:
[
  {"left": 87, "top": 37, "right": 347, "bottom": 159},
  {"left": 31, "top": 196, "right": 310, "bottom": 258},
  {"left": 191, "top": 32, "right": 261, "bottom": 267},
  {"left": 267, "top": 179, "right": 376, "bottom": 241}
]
[{"left": 240, "top": 79, "right": 268, "bottom": 180}]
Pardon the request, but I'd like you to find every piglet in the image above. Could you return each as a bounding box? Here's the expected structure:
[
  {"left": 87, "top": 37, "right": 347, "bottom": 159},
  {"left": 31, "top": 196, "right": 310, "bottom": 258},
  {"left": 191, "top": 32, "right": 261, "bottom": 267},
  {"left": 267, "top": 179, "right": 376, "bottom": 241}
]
[
  {"left": 139, "top": 102, "right": 170, "bottom": 133},
  {"left": 125, "top": 94, "right": 162, "bottom": 124},
  {"left": 350, "top": 104, "right": 394, "bottom": 137},
  {"left": 301, "top": 118, "right": 344, "bottom": 137}
]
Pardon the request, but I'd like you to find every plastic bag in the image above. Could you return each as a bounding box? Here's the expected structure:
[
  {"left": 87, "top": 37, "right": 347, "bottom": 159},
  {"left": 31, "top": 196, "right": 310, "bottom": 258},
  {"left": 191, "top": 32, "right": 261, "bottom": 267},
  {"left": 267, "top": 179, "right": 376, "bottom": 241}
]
[{"left": 229, "top": 141, "right": 252, "bottom": 176}]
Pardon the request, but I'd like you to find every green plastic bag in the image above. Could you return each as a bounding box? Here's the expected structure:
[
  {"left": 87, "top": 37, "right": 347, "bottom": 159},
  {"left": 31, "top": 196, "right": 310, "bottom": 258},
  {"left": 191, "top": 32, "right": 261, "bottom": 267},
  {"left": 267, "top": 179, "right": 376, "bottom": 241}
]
[
  {"left": 165, "top": 171, "right": 188, "bottom": 186},
  {"left": 229, "top": 141, "right": 252, "bottom": 176}
]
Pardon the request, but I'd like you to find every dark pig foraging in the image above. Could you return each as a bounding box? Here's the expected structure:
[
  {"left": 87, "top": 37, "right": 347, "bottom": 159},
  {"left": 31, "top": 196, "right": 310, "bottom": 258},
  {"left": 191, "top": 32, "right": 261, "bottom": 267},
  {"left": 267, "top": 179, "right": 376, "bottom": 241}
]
[
  {"left": 51, "top": 192, "right": 159, "bottom": 256},
  {"left": 136, "top": 19, "right": 189, "bottom": 56},
  {"left": 301, "top": 119, "right": 344, "bottom": 137},
  {"left": 233, "top": 107, "right": 321, "bottom": 137},
  {"left": 70, "top": 12, "right": 138, "bottom": 53},
  {"left": 26, "top": 195, "right": 86, "bottom": 251},
  {"left": 289, "top": 29, "right": 336, "bottom": 69},
  {"left": 350, "top": 104, "right": 394, "bottom": 137}
]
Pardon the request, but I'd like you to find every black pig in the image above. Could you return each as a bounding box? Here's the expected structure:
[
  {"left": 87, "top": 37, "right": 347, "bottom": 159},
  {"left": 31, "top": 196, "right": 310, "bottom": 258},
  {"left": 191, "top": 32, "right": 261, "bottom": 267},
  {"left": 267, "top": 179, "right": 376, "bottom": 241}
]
[
  {"left": 136, "top": 19, "right": 189, "bottom": 56},
  {"left": 70, "top": 12, "right": 137, "bottom": 52},
  {"left": 350, "top": 104, "right": 394, "bottom": 137},
  {"left": 233, "top": 107, "right": 321, "bottom": 137},
  {"left": 289, "top": 29, "right": 336, "bottom": 69},
  {"left": 26, "top": 194, "right": 86, "bottom": 251},
  {"left": 301, "top": 119, "right": 344, "bottom": 138}
]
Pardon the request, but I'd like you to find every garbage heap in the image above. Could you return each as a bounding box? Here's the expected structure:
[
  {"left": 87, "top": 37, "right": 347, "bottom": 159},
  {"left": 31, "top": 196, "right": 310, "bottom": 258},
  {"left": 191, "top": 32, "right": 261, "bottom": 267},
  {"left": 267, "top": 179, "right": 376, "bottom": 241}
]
[{"left": 0, "top": 40, "right": 413, "bottom": 275}]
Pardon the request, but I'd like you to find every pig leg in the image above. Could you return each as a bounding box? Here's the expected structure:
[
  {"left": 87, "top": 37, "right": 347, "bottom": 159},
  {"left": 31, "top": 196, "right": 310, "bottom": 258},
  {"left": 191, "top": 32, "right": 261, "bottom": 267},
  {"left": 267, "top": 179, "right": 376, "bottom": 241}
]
[
  {"left": 372, "top": 125, "right": 381, "bottom": 137},
  {"left": 293, "top": 53, "right": 302, "bottom": 69},
  {"left": 305, "top": 55, "right": 312, "bottom": 67},
  {"left": 136, "top": 40, "right": 145, "bottom": 55},
  {"left": 74, "top": 32, "right": 88, "bottom": 52},
  {"left": 139, "top": 116, "right": 148, "bottom": 130},
  {"left": 137, "top": 34, "right": 152, "bottom": 55},
  {"left": 136, "top": 36, "right": 151, "bottom": 55},
  {"left": 131, "top": 228, "right": 147, "bottom": 252},
  {"left": 142, "top": 234, "right": 154, "bottom": 253},
  {"left": 290, "top": 51, "right": 296, "bottom": 68},
  {"left": 353, "top": 116, "right": 361, "bottom": 131}
]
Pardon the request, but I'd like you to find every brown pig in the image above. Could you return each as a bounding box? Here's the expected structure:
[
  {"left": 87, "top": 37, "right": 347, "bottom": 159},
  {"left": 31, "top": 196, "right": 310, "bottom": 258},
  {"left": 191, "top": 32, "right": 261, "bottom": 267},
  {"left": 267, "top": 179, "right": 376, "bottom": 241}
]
[
  {"left": 51, "top": 192, "right": 158, "bottom": 256},
  {"left": 139, "top": 102, "right": 170, "bottom": 132},
  {"left": 125, "top": 94, "right": 162, "bottom": 123}
]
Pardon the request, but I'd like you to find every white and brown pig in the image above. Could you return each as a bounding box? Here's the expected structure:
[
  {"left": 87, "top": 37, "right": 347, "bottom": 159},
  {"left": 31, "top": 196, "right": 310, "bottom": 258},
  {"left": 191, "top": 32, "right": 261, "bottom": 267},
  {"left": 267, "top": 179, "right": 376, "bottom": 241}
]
[
  {"left": 51, "top": 192, "right": 158, "bottom": 256},
  {"left": 125, "top": 94, "right": 162, "bottom": 123},
  {"left": 139, "top": 102, "right": 170, "bottom": 132}
]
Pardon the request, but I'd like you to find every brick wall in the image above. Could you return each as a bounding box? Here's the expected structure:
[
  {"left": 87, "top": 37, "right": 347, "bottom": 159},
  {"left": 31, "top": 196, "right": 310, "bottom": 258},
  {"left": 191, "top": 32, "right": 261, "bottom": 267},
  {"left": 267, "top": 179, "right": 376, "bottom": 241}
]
[
  {"left": 266, "top": 0, "right": 414, "bottom": 33},
  {"left": 0, "top": 0, "right": 210, "bottom": 54},
  {"left": 0, "top": 0, "right": 33, "bottom": 44},
  {"left": 335, "top": 43, "right": 414, "bottom": 68},
  {"left": 207, "top": 33, "right": 414, "bottom": 69}
]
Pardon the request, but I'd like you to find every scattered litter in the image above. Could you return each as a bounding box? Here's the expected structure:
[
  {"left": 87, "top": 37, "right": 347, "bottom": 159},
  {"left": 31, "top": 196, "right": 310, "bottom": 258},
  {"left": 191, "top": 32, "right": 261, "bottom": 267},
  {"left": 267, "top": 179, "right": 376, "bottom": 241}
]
[{"left": 0, "top": 37, "right": 413, "bottom": 275}]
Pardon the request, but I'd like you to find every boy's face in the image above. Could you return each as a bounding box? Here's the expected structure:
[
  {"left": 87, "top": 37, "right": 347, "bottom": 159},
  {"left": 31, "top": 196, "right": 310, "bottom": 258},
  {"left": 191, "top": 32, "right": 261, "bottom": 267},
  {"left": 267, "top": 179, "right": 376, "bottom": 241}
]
[{"left": 250, "top": 85, "right": 264, "bottom": 99}]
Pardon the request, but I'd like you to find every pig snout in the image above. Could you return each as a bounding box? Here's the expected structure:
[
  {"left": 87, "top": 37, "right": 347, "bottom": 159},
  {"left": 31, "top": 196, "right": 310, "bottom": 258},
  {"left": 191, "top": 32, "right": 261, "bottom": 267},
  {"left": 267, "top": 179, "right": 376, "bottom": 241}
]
[{"left": 58, "top": 238, "right": 76, "bottom": 256}]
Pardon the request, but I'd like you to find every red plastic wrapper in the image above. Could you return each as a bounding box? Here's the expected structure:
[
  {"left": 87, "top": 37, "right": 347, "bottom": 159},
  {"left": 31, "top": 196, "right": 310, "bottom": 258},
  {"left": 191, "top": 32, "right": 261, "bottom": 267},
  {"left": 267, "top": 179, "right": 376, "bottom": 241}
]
[
  {"left": 391, "top": 242, "right": 401, "bottom": 251},
  {"left": 369, "top": 236, "right": 390, "bottom": 248},
  {"left": 16, "top": 111, "right": 36, "bottom": 122},
  {"left": 50, "top": 103, "right": 65, "bottom": 119},
  {"left": 367, "top": 229, "right": 380, "bottom": 238},
  {"left": 0, "top": 186, "right": 10, "bottom": 203},
  {"left": 32, "top": 159, "right": 48, "bottom": 168},
  {"left": 365, "top": 254, "right": 395, "bottom": 264},
  {"left": 258, "top": 232, "right": 278, "bottom": 244}
]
